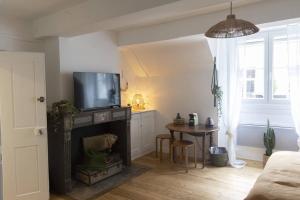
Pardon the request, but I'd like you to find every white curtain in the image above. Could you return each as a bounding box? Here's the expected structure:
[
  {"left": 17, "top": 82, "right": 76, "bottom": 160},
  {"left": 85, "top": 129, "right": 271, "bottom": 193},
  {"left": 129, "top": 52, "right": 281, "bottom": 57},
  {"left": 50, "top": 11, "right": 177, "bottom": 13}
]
[
  {"left": 287, "top": 24, "right": 300, "bottom": 150},
  {"left": 208, "top": 38, "right": 246, "bottom": 168}
]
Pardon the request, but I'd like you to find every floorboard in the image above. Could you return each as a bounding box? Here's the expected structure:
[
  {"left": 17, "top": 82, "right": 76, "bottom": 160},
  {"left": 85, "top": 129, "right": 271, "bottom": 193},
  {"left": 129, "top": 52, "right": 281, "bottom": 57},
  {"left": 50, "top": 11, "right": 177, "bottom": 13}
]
[{"left": 50, "top": 153, "right": 262, "bottom": 200}]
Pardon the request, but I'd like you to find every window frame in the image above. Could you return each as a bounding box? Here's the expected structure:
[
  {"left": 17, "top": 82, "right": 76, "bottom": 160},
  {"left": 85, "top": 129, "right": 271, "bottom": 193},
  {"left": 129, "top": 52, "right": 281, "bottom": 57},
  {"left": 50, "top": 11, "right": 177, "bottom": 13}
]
[
  {"left": 239, "top": 29, "right": 290, "bottom": 105},
  {"left": 268, "top": 29, "right": 290, "bottom": 104},
  {"left": 239, "top": 28, "right": 294, "bottom": 127},
  {"left": 239, "top": 31, "right": 269, "bottom": 105}
]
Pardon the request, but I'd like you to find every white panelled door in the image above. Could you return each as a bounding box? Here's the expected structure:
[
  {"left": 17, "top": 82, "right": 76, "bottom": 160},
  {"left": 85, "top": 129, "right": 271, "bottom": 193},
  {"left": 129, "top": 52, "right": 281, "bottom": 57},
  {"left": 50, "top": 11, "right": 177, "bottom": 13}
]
[{"left": 0, "top": 52, "right": 49, "bottom": 200}]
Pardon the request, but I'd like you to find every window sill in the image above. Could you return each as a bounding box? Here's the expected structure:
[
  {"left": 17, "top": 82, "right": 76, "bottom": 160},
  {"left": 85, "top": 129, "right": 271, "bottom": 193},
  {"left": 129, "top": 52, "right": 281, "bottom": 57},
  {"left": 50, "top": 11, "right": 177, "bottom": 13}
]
[
  {"left": 238, "top": 122, "right": 295, "bottom": 130},
  {"left": 240, "top": 103, "right": 294, "bottom": 128}
]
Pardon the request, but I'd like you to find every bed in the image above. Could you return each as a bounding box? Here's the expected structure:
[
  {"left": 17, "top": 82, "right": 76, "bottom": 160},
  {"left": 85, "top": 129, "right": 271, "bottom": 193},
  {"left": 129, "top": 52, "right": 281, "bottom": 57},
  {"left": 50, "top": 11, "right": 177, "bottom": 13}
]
[{"left": 245, "top": 151, "right": 300, "bottom": 200}]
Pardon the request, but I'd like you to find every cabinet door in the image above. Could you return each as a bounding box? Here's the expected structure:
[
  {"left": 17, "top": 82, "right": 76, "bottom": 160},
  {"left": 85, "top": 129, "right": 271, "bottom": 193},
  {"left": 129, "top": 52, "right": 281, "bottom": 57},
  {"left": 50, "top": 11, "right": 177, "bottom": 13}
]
[
  {"left": 130, "top": 114, "right": 141, "bottom": 159},
  {"left": 141, "top": 111, "right": 155, "bottom": 154}
]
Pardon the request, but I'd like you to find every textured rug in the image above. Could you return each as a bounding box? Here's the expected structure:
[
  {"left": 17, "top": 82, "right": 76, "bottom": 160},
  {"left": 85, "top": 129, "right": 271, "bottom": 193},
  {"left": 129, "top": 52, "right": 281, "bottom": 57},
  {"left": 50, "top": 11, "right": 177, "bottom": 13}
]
[{"left": 66, "top": 164, "right": 150, "bottom": 200}]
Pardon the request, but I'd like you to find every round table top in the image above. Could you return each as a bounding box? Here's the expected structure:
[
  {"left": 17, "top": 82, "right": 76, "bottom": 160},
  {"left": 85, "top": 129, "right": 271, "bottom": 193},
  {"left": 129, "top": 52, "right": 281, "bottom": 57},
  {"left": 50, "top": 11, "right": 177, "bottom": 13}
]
[{"left": 166, "top": 123, "right": 219, "bottom": 134}]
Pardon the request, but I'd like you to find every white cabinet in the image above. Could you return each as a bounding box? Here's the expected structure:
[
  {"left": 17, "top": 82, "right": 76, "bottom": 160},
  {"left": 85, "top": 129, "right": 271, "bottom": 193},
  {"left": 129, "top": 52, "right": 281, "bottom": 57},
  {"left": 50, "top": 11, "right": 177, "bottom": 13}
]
[
  {"left": 131, "top": 110, "right": 156, "bottom": 160},
  {"left": 130, "top": 114, "right": 142, "bottom": 159}
]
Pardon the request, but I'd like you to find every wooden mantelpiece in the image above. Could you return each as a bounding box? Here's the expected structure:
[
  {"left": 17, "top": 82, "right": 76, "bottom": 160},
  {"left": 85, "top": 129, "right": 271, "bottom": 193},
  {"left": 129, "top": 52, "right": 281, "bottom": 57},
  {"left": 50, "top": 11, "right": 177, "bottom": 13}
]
[{"left": 47, "top": 107, "right": 131, "bottom": 194}]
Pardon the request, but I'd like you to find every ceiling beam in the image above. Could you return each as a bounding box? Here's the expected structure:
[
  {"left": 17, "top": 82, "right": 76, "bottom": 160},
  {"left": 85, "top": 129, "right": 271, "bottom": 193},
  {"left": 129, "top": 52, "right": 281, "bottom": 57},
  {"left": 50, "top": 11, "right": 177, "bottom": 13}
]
[
  {"left": 33, "top": 0, "right": 255, "bottom": 38},
  {"left": 33, "top": 0, "right": 179, "bottom": 38},
  {"left": 117, "top": 0, "right": 300, "bottom": 46}
]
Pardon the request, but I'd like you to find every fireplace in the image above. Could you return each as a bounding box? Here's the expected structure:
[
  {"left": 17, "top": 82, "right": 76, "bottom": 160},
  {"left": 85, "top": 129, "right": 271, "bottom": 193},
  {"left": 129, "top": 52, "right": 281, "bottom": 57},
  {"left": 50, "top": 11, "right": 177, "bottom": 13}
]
[
  {"left": 71, "top": 124, "right": 123, "bottom": 185},
  {"left": 47, "top": 107, "right": 131, "bottom": 194}
]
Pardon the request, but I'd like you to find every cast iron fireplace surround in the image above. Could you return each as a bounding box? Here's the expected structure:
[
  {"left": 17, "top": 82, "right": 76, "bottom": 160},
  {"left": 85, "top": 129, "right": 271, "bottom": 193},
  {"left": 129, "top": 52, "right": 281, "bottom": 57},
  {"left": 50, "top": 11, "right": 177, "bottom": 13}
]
[{"left": 47, "top": 107, "right": 131, "bottom": 194}]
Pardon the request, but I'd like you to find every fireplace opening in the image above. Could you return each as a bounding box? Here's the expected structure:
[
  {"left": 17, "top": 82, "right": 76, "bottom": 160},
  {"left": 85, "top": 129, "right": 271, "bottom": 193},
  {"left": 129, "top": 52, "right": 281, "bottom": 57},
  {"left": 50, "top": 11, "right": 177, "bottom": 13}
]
[{"left": 71, "top": 121, "right": 127, "bottom": 185}]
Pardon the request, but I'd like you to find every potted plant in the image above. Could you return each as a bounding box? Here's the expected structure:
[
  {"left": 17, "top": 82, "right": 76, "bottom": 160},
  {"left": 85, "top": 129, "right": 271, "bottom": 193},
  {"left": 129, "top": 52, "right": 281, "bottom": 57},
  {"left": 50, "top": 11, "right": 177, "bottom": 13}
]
[
  {"left": 48, "top": 100, "right": 78, "bottom": 132},
  {"left": 263, "top": 120, "right": 275, "bottom": 167},
  {"left": 211, "top": 57, "right": 223, "bottom": 116}
]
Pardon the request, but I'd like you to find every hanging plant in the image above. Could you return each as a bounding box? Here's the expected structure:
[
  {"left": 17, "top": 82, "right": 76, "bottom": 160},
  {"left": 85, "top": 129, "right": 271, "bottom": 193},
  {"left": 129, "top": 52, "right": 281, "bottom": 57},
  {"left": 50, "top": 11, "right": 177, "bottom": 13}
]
[{"left": 211, "top": 57, "right": 223, "bottom": 116}]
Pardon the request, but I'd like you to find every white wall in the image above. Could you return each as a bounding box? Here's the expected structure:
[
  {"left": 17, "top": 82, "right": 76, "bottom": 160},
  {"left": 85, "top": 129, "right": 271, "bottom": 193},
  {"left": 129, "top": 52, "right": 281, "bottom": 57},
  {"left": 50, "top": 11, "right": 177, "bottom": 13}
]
[
  {"left": 121, "top": 37, "right": 218, "bottom": 137},
  {"left": 46, "top": 31, "right": 121, "bottom": 103},
  {"left": 120, "top": 35, "right": 299, "bottom": 160},
  {"left": 44, "top": 37, "right": 61, "bottom": 106},
  {"left": 0, "top": 17, "right": 43, "bottom": 52}
]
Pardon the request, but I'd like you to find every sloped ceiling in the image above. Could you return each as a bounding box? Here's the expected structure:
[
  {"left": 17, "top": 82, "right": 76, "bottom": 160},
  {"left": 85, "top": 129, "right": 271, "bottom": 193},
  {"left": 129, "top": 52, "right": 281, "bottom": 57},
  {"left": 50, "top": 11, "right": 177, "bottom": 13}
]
[{"left": 120, "top": 36, "right": 206, "bottom": 78}]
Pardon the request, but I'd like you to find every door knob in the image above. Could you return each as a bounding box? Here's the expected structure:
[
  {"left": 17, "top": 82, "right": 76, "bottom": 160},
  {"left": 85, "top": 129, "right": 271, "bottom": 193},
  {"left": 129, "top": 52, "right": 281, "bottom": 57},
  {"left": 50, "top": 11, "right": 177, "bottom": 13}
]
[{"left": 37, "top": 96, "right": 45, "bottom": 103}]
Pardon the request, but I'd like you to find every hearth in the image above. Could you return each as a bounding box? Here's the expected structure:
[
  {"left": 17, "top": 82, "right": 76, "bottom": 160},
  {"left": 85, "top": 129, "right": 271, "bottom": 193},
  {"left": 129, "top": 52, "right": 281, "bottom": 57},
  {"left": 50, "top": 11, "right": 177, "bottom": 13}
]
[
  {"left": 47, "top": 107, "right": 131, "bottom": 194},
  {"left": 74, "top": 133, "right": 122, "bottom": 185}
]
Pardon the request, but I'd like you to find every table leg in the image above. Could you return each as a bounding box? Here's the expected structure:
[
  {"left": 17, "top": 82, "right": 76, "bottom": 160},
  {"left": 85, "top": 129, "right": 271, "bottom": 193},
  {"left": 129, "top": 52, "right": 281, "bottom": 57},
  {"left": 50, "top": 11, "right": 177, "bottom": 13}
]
[
  {"left": 170, "top": 130, "right": 176, "bottom": 163},
  {"left": 202, "top": 133, "right": 206, "bottom": 169},
  {"left": 210, "top": 133, "right": 213, "bottom": 147},
  {"left": 180, "top": 132, "right": 183, "bottom": 160}
]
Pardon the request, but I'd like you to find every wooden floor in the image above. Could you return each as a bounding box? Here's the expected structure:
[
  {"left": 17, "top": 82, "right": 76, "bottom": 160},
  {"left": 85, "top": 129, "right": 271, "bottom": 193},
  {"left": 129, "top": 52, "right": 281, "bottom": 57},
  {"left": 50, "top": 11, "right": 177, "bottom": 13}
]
[{"left": 50, "top": 153, "right": 263, "bottom": 200}]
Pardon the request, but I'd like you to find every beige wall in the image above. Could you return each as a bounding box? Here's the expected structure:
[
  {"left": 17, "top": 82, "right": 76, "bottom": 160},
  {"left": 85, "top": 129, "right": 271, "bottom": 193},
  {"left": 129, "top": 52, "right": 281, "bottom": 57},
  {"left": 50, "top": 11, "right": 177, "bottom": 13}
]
[{"left": 121, "top": 37, "right": 217, "bottom": 134}]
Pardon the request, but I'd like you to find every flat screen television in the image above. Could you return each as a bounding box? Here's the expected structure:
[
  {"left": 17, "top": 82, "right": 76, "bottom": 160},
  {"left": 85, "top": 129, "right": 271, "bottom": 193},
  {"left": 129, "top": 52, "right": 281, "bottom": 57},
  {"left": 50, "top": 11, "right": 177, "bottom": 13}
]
[{"left": 73, "top": 72, "right": 121, "bottom": 110}]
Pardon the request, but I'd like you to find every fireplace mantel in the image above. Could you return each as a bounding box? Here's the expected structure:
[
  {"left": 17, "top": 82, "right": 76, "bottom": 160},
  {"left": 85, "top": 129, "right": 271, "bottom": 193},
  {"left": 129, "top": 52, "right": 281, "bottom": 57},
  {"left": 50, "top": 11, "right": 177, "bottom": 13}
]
[{"left": 47, "top": 107, "right": 131, "bottom": 194}]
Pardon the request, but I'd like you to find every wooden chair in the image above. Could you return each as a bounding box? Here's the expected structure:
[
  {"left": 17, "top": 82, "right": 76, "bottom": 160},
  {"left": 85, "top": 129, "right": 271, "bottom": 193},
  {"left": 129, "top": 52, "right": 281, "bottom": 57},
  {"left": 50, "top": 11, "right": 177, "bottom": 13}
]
[
  {"left": 155, "top": 134, "right": 172, "bottom": 161},
  {"left": 171, "top": 140, "right": 197, "bottom": 172}
]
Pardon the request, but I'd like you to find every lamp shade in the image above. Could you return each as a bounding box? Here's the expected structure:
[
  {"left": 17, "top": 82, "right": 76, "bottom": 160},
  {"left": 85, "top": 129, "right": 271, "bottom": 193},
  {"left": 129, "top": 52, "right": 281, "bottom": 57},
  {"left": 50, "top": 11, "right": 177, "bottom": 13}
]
[
  {"left": 205, "top": 14, "right": 259, "bottom": 38},
  {"left": 132, "top": 94, "right": 145, "bottom": 111},
  {"left": 205, "top": 2, "right": 259, "bottom": 38}
]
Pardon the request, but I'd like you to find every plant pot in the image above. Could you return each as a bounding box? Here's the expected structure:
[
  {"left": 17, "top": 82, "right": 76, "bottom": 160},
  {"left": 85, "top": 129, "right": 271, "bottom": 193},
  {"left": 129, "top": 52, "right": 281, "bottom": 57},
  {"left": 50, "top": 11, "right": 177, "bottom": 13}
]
[{"left": 263, "top": 154, "right": 270, "bottom": 168}]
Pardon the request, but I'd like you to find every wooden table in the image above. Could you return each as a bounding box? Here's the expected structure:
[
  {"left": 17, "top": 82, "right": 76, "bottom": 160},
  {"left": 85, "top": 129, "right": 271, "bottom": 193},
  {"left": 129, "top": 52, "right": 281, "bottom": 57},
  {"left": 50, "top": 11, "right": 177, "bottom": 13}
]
[{"left": 166, "top": 123, "right": 219, "bottom": 168}]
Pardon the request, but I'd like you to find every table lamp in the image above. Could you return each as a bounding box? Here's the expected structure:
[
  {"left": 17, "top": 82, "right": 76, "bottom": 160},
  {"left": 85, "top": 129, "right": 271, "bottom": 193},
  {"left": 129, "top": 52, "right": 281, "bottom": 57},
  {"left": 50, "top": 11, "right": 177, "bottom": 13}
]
[{"left": 132, "top": 94, "right": 145, "bottom": 111}]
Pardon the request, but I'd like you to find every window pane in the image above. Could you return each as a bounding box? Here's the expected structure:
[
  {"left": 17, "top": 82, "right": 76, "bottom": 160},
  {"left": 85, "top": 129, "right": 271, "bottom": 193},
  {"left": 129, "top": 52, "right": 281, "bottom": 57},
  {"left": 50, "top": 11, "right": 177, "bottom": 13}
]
[
  {"left": 272, "top": 36, "right": 289, "bottom": 100},
  {"left": 239, "top": 39, "right": 265, "bottom": 99}
]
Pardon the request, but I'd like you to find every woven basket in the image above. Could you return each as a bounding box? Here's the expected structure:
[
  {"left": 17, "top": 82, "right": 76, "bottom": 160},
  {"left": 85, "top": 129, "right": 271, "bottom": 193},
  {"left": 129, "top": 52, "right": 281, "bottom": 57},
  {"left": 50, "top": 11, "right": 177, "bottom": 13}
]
[{"left": 209, "top": 147, "right": 228, "bottom": 167}]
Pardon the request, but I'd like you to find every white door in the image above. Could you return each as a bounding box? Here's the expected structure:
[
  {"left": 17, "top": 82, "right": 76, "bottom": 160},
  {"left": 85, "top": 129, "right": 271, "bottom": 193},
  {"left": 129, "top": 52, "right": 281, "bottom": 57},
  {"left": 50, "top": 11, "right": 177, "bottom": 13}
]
[
  {"left": 0, "top": 52, "right": 49, "bottom": 200},
  {"left": 141, "top": 112, "right": 155, "bottom": 154},
  {"left": 130, "top": 114, "right": 141, "bottom": 160}
]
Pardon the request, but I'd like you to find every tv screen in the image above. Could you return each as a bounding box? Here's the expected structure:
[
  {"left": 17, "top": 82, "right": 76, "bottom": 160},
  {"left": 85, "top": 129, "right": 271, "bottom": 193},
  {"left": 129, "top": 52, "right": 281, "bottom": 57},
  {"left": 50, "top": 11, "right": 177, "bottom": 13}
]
[{"left": 73, "top": 72, "right": 121, "bottom": 110}]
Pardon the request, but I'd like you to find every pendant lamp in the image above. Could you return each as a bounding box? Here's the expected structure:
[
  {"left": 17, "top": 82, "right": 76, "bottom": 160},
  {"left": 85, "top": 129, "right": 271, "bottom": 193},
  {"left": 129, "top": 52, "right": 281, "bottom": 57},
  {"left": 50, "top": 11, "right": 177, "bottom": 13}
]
[{"left": 205, "top": 2, "right": 259, "bottom": 38}]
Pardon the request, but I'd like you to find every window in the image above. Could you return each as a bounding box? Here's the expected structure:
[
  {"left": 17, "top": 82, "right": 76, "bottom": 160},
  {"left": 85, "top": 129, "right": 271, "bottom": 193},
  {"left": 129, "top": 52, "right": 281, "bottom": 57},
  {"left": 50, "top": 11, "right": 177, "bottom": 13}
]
[
  {"left": 238, "top": 30, "right": 290, "bottom": 103},
  {"left": 272, "top": 35, "right": 289, "bottom": 100},
  {"left": 239, "top": 38, "right": 265, "bottom": 99},
  {"left": 238, "top": 29, "right": 294, "bottom": 127}
]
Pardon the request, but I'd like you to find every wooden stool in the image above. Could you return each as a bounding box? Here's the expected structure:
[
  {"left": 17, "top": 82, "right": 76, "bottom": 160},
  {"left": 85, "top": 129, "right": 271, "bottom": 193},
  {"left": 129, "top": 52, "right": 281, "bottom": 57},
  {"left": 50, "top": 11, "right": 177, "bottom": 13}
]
[
  {"left": 155, "top": 134, "right": 172, "bottom": 161},
  {"left": 171, "top": 140, "right": 197, "bottom": 172}
]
